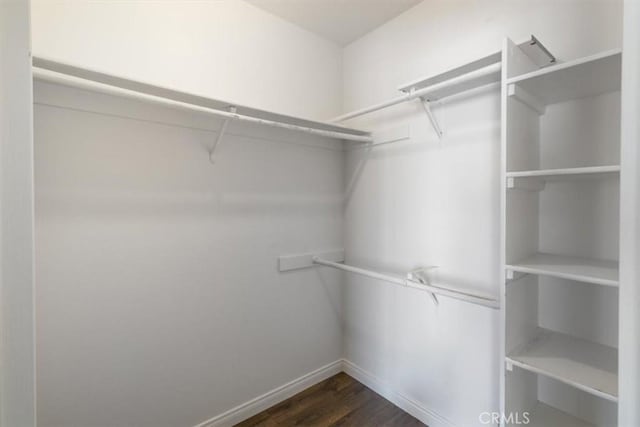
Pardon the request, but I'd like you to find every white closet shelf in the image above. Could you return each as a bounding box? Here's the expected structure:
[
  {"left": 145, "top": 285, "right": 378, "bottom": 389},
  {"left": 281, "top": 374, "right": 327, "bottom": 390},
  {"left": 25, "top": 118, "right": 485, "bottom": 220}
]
[
  {"left": 332, "top": 54, "right": 502, "bottom": 124},
  {"left": 525, "top": 402, "right": 595, "bottom": 427},
  {"left": 507, "top": 328, "right": 618, "bottom": 402},
  {"left": 506, "top": 49, "right": 622, "bottom": 106},
  {"left": 396, "top": 51, "right": 502, "bottom": 101},
  {"left": 396, "top": 36, "right": 554, "bottom": 101},
  {"left": 32, "top": 56, "right": 372, "bottom": 143},
  {"left": 506, "top": 253, "right": 619, "bottom": 287},
  {"left": 506, "top": 165, "right": 620, "bottom": 190},
  {"left": 506, "top": 165, "right": 620, "bottom": 180},
  {"left": 332, "top": 36, "right": 554, "bottom": 124}
]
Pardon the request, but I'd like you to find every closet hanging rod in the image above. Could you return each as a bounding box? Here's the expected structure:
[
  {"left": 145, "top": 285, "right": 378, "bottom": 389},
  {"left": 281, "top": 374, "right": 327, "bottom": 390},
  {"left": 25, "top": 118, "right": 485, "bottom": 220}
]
[
  {"left": 32, "top": 60, "right": 373, "bottom": 143},
  {"left": 331, "top": 61, "right": 502, "bottom": 123},
  {"left": 332, "top": 35, "right": 555, "bottom": 124},
  {"left": 312, "top": 256, "right": 499, "bottom": 309}
]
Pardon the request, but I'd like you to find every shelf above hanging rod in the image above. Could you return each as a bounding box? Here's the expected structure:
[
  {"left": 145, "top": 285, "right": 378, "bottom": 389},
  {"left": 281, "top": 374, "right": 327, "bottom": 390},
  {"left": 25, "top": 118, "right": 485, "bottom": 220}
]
[
  {"left": 32, "top": 56, "right": 373, "bottom": 144},
  {"left": 331, "top": 35, "right": 555, "bottom": 124},
  {"left": 332, "top": 61, "right": 502, "bottom": 123}
]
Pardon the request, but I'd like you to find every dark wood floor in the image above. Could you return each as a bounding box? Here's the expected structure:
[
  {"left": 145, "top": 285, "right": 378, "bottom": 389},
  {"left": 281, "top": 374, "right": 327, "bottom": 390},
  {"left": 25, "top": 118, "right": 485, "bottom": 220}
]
[{"left": 235, "top": 372, "right": 426, "bottom": 427}]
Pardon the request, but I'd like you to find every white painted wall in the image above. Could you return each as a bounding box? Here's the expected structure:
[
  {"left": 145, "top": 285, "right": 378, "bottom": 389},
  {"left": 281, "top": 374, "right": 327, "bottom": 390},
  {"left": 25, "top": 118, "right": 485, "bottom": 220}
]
[
  {"left": 31, "top": 2, "right": 345, "bottom": 426},
  {"left": 34, "top": 87, "right": 345, "bottom": 427},
  {"left": 31, "top": 0, "right": 342, "bottom": 120},
  {"left": 0, "top": 0, "right": 36, "bottom": 426},
  {"left": 341, "top": 1, "right": 622, "bottom": 426}
]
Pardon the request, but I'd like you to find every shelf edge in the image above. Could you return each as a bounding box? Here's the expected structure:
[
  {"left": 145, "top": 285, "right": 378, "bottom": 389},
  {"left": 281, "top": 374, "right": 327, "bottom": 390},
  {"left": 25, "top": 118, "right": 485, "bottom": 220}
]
[
  {"left": 505, "top": 264, "right": 619, "bottom": 287},
  {"left": 506, "top": 356, "right": 618, "bottom": 403},
  {"left": 506, "top": 48, "right": 622, "bottom": 86}
]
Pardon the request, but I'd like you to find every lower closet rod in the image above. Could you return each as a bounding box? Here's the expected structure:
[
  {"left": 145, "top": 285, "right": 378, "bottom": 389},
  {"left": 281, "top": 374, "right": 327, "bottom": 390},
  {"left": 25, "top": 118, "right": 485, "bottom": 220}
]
[{"left": 312, "top": 256, "right": 499, "bottom": 309}]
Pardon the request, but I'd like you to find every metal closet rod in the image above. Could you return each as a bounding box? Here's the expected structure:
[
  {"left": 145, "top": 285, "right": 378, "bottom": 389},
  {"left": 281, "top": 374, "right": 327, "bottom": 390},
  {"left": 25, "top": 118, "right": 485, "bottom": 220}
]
[
  {"left": 312, "top": 256, "right": 499, "bottom": 309},
  {"left": 32, "top": 68, "right": 373, "bottom": 143},
  {"left": 331, "top": 61, "right": 502, "bottom": 123}
]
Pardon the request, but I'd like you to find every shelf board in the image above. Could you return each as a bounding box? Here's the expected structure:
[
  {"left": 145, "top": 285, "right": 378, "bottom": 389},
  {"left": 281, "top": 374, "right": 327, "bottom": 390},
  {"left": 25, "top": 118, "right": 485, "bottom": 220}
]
[
  {"left": 507, "top": 165, "right": 620, "bottom": 181},
  {"left": 506, "top": 49, "right": 622, "bottom": 105},
  {"left": 526, "top": 402, "right": 595, "bottom": 427},
  {"left": 32, "top": 56, "right": 370, "bottom": 140},
  {"left": 397, "top": 36, "right": 555, "bottom": 102},
  {"left": 507, "top": 329, "right": 618, "bottom": 402},
  {"left": 506, "top": 253, "right": 618, "bottom": 287},
  {"left": 397, "top": 51, "right": 502, "bottom": 101}
]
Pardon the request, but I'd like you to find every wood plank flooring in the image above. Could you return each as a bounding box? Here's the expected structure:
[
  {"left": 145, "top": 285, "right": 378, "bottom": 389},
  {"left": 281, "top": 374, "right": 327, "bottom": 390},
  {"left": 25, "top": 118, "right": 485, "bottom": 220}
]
[{"left": 235, "top": 372, "right": 426, "bottom": 427}]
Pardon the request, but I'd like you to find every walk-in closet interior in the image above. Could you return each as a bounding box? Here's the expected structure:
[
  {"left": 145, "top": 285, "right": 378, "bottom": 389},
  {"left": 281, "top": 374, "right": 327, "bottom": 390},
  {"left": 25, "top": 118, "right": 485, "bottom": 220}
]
[{"left": 1, "top": 1, "right": 639, "bottom": 426}]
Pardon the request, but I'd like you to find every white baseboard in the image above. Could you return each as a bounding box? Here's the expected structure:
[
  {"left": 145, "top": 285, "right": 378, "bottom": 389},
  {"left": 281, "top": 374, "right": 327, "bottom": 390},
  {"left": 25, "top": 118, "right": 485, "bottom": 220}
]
[
  {"left": 193, "top": 360, "right": 343, "bottom": 427},
  {"left": 342, "top": 359, "right": 457, "bottom": 427},
  {"left": 194, "top": 359, "right": 456, "bottom": 427}
]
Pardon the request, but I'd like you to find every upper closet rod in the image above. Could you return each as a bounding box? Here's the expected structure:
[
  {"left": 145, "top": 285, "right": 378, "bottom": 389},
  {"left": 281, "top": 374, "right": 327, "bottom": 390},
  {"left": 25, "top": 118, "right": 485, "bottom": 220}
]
[
  {"left": 332, "top": 35, "right": 555, "bottom": 124},
  {"left": 331, "top": 62, "right": 501, "bottom": 123},
  {"left": 312, "top": 256, "right": 499, "bottom": 309},
  {"left": 32, "top": 62, "right": 373, "bottom": 144}
]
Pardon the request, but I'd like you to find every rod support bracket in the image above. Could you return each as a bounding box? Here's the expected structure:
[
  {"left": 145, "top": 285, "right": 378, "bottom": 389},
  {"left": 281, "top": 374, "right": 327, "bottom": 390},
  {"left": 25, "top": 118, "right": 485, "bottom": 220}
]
[
  {"left": 407, "top": 267, "right": 440, "bottom": 305},
  {"left": 418, "top": 96, "right": 443, "bottom": 140},
  {"left": 209, "top": 106, "right": 237, "bottom": 164}
]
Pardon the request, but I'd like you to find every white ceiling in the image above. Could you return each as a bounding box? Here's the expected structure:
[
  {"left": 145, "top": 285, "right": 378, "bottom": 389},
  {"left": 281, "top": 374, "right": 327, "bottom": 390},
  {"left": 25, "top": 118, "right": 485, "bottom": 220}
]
[{"left": 244, "top": 0, "right": 423, "bottom": 46}]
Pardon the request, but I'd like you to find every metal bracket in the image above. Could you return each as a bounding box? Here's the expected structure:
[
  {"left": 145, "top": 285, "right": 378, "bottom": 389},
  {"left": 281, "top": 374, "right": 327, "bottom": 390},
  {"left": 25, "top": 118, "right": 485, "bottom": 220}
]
[
  {"left": 209, "top": 106, "right": 237, "bottom": 164},
  {"left": 419, "top": 96, "right": 443, "bottom": 139},
  {"left": 407, "top": 267, "right": 439, "bottom": 305},
  {"left": 525, "top": 35, "right": 556, "bottom": 67}
]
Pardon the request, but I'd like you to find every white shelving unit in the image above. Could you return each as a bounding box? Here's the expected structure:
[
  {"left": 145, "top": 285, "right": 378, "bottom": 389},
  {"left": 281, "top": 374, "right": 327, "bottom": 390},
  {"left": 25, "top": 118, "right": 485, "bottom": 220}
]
[{"left": 501, "top": 39, "right": 622, "bottom": 426}]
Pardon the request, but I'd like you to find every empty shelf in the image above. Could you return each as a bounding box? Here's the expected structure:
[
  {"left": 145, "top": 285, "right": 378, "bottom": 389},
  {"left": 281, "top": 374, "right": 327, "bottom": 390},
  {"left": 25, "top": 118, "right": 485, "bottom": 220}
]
[
  {"left": 526, "top": 402, "right": 595, "bottom": 427},
  {"left": 507, "top": 165, "right": 620, "bottom": 180},
  {"left": 507, "top": 329, "right": 618, "bottom": 402},
  {"left": 32, "top": 56, "right": 371, "bottom": 142},
  {"left": 397, "top": 51, "right": 502, "bottom": 101},
  {"left": 507, "top": 49, "right": 621, "bottom": 105},
  {"left": 506, "top": 253, "right": 619, "bottom": 287}
]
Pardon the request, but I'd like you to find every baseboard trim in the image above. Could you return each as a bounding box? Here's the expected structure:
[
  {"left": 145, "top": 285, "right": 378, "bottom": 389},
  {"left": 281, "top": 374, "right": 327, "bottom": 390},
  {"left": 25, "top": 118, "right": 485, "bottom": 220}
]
[
  {"left": 342, "top": 359, "right": 457, "bottom": 427},
  {"left": 193, "top": 360, "right": 343, "bottom": 427},
  {"left": 194, "top": 359, "right": 457, "bottom": 427}
]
